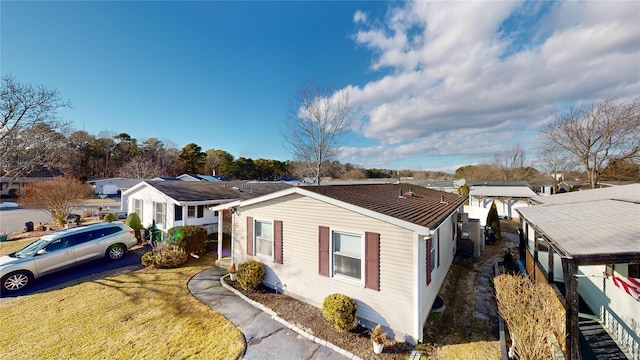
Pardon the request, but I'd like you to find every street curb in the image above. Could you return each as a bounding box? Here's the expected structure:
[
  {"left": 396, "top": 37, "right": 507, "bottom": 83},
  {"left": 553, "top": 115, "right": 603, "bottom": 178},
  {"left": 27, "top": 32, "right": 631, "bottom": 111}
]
[{"left": 220, "top": 273, "right": 363, "bottom": 360}]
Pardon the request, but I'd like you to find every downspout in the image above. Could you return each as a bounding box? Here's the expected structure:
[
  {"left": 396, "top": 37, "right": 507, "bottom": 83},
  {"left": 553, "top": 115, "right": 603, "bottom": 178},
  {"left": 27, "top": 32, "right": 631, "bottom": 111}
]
[{"left": 413, "top": 232, "right": 422, "bottom": 343}]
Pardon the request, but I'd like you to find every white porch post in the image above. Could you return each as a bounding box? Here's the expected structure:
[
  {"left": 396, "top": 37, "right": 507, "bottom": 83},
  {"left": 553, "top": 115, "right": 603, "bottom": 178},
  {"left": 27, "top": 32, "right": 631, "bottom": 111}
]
[{"left": 217, "top": 210, "right": 224, "bottom": 260}]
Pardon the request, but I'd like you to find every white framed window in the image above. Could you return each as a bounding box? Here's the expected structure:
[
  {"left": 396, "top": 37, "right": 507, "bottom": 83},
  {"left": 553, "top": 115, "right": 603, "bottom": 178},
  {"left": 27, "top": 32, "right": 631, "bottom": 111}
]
[
  {"left": 154, "top": 202, "right": 166, "bottom": 228},
  {"left": 187, "top": 206, "right": 196, "bottom": 218},
  {"left": 331, "top": 230, "right": 363, "bottom": 282},
  {"left": 133, "top": 199, "right": 143, "bottom": 219},
  {"left": 429, "top": 235, "right": 437, "bottom": 273},
  {"left": 254, "top": 220, "right": 273, "bottom": 259}
]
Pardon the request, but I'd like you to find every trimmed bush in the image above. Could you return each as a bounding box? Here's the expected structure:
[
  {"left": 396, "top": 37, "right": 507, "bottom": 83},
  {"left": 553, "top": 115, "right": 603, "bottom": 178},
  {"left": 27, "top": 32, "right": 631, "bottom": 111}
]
[
  {"left": 125, "top": 213, "right": 143, "bottom": 240},
  {"left": 103, "top": 212, "right": 118, "bottom": 222},
  {"left": 322, "top": 293, "right": 358, "bottom": 332},
  {"left": 167, "top": 225, "right": 207, "bottom": 254},
  {"left": 237, "top": 260, "right": 265, "bottom": 290}
]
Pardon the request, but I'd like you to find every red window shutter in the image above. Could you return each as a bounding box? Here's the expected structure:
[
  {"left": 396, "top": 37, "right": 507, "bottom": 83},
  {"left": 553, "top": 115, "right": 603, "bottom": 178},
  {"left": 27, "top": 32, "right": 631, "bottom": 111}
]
[
  {"left": 365, "top": 232, "right": 380, "bottom": 291},
  {"left": 318, "top": 226, "right": 330, "bottom": 277},
  {"left": 437, "top": 228, "right": 441, "bottom": 267},
  {"left": 274, "top": 220, "right": 283, "bottom": 264},
  {"left": 426, "top": 237, "right": 432, "bottom": 285},
  {"left": 246, "top": 216, "right": 254, "bottom": 256}
]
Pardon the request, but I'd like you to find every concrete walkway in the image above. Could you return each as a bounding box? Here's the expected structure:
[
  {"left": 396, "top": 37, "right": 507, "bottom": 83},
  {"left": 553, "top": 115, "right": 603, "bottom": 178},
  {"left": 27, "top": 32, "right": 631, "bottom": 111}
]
[{"left": 188, "top": 266, "right": 352, "bottom": 360}]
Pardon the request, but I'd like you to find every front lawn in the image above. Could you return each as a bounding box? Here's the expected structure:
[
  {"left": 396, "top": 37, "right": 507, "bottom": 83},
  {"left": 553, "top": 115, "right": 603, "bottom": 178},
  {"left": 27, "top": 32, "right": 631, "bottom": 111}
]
[{"left": 0, "top": 253, "right": 245, "bottom": 360}]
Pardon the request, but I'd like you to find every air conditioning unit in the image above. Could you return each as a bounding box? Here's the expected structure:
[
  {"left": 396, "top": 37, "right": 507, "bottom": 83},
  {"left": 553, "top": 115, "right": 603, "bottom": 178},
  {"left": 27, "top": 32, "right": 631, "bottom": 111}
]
[{"left": 457, "top": 213, "right": 469, "bottom": 223}]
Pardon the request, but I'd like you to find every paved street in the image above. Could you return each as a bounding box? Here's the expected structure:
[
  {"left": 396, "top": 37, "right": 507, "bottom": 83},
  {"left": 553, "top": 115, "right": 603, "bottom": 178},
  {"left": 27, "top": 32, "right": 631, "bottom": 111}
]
[
  {"left": 0, "top": 200, "right": 122, "bottom": 234},
  {"left": 0, "top": 208, "right": 53, "bottom": 233}
]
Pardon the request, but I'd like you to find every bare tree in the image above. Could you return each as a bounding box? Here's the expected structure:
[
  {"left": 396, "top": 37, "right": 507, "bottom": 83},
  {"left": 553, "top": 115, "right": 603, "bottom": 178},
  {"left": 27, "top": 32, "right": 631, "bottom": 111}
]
[
  {"left": 118, "top": 155, "right": 162, "bottom": 178},
  {"left": 1, "top": 75, "right": 70, "bottom": 183},
  {"left": 493, "top": 144, "right": 534, "bottom": 181},
  {"left": 539, "top": 97, "right": 640, "bottom": 189},
  {"left": 283, "top": 80, "right": 350, "bottom": 185},
  {"left": 20, "top": 177, "right": 93, "bottom": 226}
]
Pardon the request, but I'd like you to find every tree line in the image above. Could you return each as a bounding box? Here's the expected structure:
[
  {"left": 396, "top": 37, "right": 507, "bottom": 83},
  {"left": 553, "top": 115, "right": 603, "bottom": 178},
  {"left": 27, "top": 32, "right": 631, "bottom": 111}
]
[{"left": 3, "top": 75, "right": 639, "bottom": 188}]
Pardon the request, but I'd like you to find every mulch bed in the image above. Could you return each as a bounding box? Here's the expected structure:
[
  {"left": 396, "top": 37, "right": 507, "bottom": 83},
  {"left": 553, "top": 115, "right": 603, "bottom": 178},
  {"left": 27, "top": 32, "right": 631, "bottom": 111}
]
[{"left": 226, "top": 281, "right": 414, "bottom": 359}]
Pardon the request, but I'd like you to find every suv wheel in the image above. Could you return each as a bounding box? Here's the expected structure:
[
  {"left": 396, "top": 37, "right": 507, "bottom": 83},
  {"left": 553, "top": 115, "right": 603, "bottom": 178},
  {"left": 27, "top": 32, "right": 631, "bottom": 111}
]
[
  {"left": 2, "top": 271, "right": 33, "bottom": 292},
  {"left": 106, "top": 244, "right": 126, "bottom": 260}
]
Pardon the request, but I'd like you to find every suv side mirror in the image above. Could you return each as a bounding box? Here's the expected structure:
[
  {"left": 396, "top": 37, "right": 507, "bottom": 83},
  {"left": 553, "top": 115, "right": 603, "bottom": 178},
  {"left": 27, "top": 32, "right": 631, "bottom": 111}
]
[{"left": 36, "top": 249, "right": 47, "bottom": 256}]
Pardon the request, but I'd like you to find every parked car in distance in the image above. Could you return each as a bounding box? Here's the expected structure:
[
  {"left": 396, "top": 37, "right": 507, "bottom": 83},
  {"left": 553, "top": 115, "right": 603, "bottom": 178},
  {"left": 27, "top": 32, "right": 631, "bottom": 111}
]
[{"left": 0, "top": 222, "right": 138, "bottom": 292}]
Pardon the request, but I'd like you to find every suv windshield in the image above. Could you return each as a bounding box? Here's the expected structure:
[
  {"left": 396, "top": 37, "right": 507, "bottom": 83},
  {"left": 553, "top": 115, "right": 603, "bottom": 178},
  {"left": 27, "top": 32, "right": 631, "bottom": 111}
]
[{"left": 14, "top": 239, "right": 49, "bottom": 258}]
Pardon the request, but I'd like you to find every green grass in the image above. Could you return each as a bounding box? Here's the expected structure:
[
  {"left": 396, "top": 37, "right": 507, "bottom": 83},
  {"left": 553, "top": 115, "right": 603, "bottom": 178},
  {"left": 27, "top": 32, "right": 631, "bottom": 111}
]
[{"left": 0, "top": 250, "right": 245, "bottom": 359}]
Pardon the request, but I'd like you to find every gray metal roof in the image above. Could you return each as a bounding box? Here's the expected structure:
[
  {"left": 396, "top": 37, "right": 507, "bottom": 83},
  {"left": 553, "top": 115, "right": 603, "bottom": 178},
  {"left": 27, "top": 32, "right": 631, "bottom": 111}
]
[
  {"left": 469, "top": 185, "right": 537, "bottom": 198},
  {"left": 517, "top": 199, "right": 640, "bottom": 259},
  {"left": 532, "top": 183, "right": 640, "bottom": 205}
]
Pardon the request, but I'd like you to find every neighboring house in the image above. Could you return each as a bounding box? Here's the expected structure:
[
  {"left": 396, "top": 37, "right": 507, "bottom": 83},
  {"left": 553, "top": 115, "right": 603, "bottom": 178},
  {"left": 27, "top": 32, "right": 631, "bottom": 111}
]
[
  {"left": 557, "top": 180, "right": 589, "bottom": 193},
  {"left": 122, "top": 181, "right": 241, "bottom": 235},
  {"left": 468, "top": 181, "right": 537, "bottom": 219},
  {"left": 210, "top": 184, "right": 467, "bottom": 344},
  {"left": 87, "top": 178, "right": 147, "bottom": 196},
  {"left": 176, "top": 174, "right": 223, "bottom": 182},
  {"left": 517, "top": 184, "right": 640, "bottom": 360},
  {"left": 122, "top": 181, "right": 292, "bottom": 255}
]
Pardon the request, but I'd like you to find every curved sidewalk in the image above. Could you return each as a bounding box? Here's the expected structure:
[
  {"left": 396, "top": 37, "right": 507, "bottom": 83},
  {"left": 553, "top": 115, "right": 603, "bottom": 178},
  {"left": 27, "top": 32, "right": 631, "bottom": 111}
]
[{"left": 188, "top": 266, "right": 355, "bottom": 360}]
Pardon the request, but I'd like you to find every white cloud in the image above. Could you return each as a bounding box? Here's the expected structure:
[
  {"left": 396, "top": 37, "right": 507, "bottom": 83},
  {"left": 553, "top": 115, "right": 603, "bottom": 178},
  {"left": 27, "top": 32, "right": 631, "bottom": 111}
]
[
  {"left": 353, "top": 10, "right": 367, "bottom": 24},
  {"left": 339, "top": 1, "right": 640, "bottom": 171}
]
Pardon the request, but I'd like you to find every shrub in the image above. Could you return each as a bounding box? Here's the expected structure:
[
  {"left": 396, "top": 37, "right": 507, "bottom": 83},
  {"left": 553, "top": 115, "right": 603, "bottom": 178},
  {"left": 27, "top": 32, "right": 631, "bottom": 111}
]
[
  {"left": 486, "top": 201, "right": 502, "bottom": 241},
  {"left": 237, "top": 260, "right": 265, "bottom": 290},
  {"left": 103, "top": 212, "right": 118, "bottom": 222},
  {"left": 167, "top": 225, "right": 207, "bottom": 254},
  {"left": 322, "top": 293, "right": 358, "bottom": 332},
  {"left": 152, "top": 243, "right": 188, "bottom": 268},
  {"left": 125, "top": 213, "right": 143, "bottom": 240}
]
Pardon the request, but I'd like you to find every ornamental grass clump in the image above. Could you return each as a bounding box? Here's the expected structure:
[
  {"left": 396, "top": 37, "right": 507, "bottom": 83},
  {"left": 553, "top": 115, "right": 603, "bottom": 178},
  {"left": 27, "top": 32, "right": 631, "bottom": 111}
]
[
  {"left": 370, "top": 324, "right": 387, "bottom": 344},
  {"left": 141, "top": 243, "right": 188, "bottom": 268},
  {"left": 237, "top": 260, "right": 265, "bottom": 290},
  {"left": 494, "top": 274, "right": 565, "bottom": 360},
  {"left": 322, "top": 293, "right": 358, "bottom": 332}
]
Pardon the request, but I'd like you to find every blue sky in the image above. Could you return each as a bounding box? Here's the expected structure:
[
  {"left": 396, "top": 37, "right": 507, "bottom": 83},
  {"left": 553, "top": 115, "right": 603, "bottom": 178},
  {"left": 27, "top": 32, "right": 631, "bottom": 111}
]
[{"left": 2, "top": 1, "right": 639, "bottom": 173}]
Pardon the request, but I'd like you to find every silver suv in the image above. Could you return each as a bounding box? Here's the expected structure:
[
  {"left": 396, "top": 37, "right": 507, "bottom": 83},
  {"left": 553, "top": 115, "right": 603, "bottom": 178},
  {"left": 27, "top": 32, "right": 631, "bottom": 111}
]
[{"left": 1, "top": 222, "right": 138, "bottom": 292}]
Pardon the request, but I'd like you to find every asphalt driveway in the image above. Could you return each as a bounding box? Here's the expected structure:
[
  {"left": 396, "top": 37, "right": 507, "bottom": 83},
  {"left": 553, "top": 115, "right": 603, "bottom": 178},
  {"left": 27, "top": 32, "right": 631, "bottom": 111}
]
[{"left": 0, "top": 245, "right": 146, "bottom": 299}]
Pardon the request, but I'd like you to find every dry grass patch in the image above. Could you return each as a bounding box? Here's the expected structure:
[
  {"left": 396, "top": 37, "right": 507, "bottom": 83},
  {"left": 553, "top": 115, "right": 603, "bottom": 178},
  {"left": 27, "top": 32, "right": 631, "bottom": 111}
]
[{"left": 0, "top": 255, "right": 245, "bottom": 360}]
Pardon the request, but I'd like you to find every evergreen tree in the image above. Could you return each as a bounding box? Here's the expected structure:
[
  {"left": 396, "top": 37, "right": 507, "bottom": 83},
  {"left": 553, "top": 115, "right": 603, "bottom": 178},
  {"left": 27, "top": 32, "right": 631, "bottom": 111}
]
[{"left": 486, "top": 201, "right": 501, "bottom": 241}]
